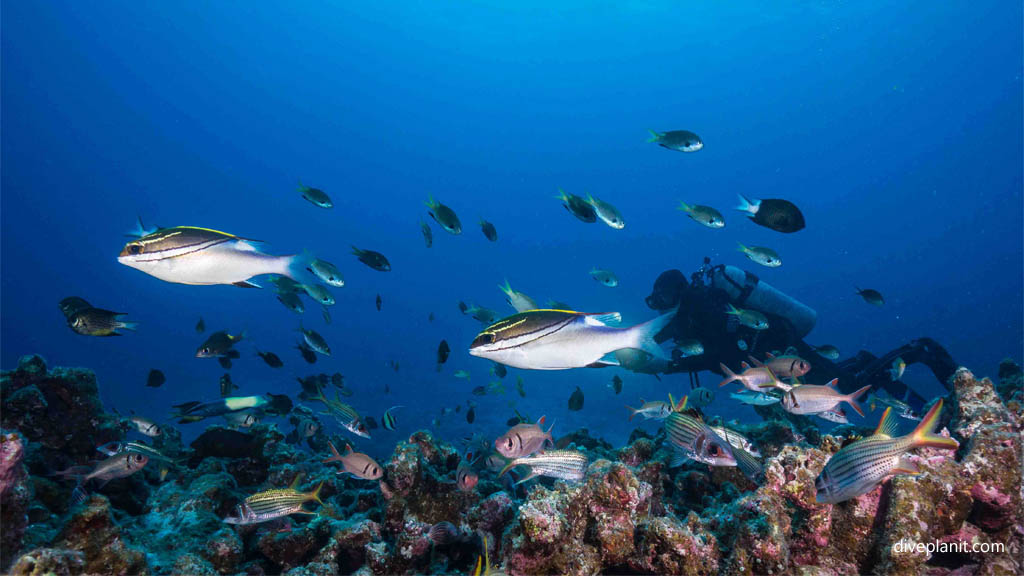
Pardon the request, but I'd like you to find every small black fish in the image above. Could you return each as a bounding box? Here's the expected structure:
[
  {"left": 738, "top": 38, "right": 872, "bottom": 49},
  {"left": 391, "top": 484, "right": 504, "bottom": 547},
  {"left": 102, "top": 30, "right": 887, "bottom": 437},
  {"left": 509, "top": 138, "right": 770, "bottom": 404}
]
[
  {"left": 331, "top": 373, "right": 345, "bottom": 388},
  {"left": 256, "top": 351, "right": 284, "bottom": 368},
  {"left": 856, "top": 287, "right": 885, "bottom": 307},
  {"left": 736, "top": 195, "right": 805, "bottom": 233},
  {"left": 436, "top": 339, "right": 450, "bottom": 371},
  {"left": 611, "top": 375, "right": 623, "bottom": 395},
  {"left": 492, "top": 363, "right": 507, "bottom": 379},
  {"left": 296, "top": 342, "right": 317, "bottom": 364},
  {"left": 429, "top": 312, "right": 435, "bottom": 322},
  {"left": 364, "top": 416, "right": 379, "bottom": 430},
  {"left": 455, "top": 405, "right": 461, "bottom": 413},
  {"left": 458, "top": 301, "right": 468, "bottom": 314},
  {"left": 351, "top": 246, "right": 391, "bottom": 271},
  {"left": 67, "top": 308, "right": 138, "bottom": 337},
  {"left": 218, "top": 357, "right": 232, "bottom": 370},
  {"left": 480, "top": 219, "right": 498, "bottom": 242},
  {"left": 195, "top": 317, "right": 205, "bottom": 333},
  {"left": 466, "top": 406, "right": 476, "bottom": 424},
  {"left": 58, "top": 296, "right": 92, "bottom": 319},
  {"left": 557, "top": 189, "right": 597, "bottom": 223},
  {"left": 421, "top": 221, "right": 433, "bottom": 248},
  {"left": 146, "top": 369, "right": 165, "bottom": 388},
  {"left": 568, "top": 386, "right": 584, "bottom": 411},
  {"left": 376, "top": 294, "right": 382, "bottom": 311},
  {"left": 472, "top": 386, "right": 486, "bottom": 396},
  {"left": 219, "top": 374, "right": 237, "bottom": 397}
]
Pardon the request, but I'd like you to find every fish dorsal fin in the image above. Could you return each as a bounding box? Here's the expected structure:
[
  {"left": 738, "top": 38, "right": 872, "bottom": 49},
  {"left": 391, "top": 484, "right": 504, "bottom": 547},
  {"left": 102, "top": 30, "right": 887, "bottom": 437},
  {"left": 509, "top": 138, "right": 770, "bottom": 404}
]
[
  {"left": 583, "top": 312, "right": 622, "bottom": 326},
  {"left": 682, "top": 407, "right": 702, "bottom": 420},
  {"left": 537, "top": 415, "right": 546, "bottom": 427},
  {"left": 765, "top": 352, "right": 776, "bottom": 359},
  {"left": 748, "top": 355, "right": 765, "bottom": 367},
  {"left": 740, "top": 361, "right": 751, "bottom": 370},
  {"left": 872, "top": 407, "right": 898, "bottom": 438},
  {"left": 825, "top": 378, "right": 839, "bottom": 388}
]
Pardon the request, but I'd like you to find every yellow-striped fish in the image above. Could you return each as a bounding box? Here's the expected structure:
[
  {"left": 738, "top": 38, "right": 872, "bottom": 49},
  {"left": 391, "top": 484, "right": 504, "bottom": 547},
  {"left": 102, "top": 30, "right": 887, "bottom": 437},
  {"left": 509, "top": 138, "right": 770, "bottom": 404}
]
[
  {"left": 814, "top": 399, "right": 958, "bottom": 504},
  {"left": 223, "top": 477, "right": 323, "bottom": 525}
]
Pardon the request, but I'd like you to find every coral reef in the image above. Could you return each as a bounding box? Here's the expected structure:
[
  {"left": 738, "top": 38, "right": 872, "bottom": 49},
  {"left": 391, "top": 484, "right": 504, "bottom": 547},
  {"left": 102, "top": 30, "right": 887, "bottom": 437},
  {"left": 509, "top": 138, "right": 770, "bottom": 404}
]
[{"left": 0, "top": 355, "right": 1021, "bottom": 575}]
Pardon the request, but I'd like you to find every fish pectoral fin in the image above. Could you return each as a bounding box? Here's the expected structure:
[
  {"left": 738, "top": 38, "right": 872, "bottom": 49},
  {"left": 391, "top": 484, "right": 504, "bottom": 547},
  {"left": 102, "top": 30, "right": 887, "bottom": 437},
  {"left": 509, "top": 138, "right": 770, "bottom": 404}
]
[
  {"left": 892, "top": 457, "right": 920, "bottom": 475},
  {"left": 583, "top": 312, "right": 622, "bottom": 326},
  {"left": 233, "top": 280, "right": 262, "bottom": 288},
  {"left": 669, "top": 452, "right": 690, "bottom": 468}
]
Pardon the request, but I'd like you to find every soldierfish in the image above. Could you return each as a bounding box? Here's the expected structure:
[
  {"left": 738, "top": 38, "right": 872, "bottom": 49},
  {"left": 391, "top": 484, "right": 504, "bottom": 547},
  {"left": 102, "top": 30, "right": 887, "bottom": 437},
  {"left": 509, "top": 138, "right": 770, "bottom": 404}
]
[
  {"left": 781, "top": 381, "right": 871, "bottom": 417},
  {"left": 323, "top": 441, "right": 382, "bottom": 480}
]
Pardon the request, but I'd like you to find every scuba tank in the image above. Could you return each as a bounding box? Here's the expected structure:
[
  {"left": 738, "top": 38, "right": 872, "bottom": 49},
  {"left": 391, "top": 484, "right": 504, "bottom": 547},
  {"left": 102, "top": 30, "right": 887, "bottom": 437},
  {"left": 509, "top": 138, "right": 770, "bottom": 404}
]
[{"left": 710, "top": 265, "right": 817, "bottom": 339}]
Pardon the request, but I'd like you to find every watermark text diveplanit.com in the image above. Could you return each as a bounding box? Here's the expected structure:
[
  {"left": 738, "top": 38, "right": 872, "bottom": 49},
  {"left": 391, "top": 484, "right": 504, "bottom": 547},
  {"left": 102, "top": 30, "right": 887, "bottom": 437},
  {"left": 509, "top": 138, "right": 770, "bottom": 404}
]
[{"left": 892, "top": 539, "right": 1005, "bottom": 555}]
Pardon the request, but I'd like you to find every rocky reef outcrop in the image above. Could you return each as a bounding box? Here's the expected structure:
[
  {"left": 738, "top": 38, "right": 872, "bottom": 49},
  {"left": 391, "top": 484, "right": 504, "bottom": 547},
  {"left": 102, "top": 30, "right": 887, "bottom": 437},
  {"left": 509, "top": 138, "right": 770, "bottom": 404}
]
[{"left": 1, "top": 354, "right": 1021, "bottom": 575}]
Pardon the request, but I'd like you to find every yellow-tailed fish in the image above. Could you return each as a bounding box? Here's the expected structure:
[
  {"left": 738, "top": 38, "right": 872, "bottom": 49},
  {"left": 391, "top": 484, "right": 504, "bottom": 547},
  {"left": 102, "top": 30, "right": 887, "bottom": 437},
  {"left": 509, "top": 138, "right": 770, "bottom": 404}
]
[{"left": 815, "top": 399, "right": 958, "bottom": 504}]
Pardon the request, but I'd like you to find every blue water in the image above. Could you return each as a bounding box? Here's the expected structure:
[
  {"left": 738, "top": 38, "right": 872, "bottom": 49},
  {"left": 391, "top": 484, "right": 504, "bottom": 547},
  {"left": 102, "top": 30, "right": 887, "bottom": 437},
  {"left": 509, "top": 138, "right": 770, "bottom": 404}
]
[{"left": 2, "top": 2, "right": 1021, "bottom": 450}]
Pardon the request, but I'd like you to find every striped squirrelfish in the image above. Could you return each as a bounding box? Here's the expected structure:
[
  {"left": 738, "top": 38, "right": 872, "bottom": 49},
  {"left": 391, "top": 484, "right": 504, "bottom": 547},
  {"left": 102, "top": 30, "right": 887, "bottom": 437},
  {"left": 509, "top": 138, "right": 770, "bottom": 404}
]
[
  {"left": 664, "top": 411, "right": 737, "bottom": 468},
  {"left": 498, "top": 450, "right": 588, "bottom": 484},
  {"left": 310, "top": 388, "right": 369, "bottom": 438},
  {"left": 781, "top": 381, "right": 870, "bottom": 417},
  {"left": 224, "top": 478, "right": 324, "bottom": 525},
  {"left": 815, "top": 399, "right": 958, "bottom": 504}
]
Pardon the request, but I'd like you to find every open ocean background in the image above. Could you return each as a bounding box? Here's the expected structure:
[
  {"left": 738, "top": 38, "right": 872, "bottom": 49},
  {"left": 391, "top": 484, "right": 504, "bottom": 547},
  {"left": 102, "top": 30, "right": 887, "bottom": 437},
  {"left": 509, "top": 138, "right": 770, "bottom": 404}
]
[{"left": 3, "top": 1, "right": 1021, "bottom": 449}]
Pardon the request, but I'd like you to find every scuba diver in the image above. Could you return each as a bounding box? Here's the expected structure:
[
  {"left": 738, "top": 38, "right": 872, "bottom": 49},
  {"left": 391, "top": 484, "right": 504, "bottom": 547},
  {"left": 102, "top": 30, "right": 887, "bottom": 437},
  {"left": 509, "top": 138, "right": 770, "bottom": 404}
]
[{"left": 644, "top": 258, "right": 957, "bottom": 412}]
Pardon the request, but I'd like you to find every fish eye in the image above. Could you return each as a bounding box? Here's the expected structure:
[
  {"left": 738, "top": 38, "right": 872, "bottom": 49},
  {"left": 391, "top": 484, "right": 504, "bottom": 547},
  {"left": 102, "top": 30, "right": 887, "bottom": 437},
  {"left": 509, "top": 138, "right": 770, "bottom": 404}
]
[
  {"left": 472, "top": 333, "right": 495, "bottom": 347},
  {"left": 372, "top": 467, "right": 379, "bottom": 476},
  {"left": 202, "top": 347, "right": 210, "bottom": 355},
  {"left": 128, "top": 244, "right": 142, "bottom": 255}
]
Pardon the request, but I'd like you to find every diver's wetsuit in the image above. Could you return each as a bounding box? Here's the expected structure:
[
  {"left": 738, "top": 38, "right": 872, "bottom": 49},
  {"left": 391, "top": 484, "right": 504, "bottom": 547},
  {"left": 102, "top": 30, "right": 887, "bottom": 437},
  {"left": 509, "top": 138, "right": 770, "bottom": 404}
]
[{"left": 646, "top": 267, "right": 957, "bottom": 411}]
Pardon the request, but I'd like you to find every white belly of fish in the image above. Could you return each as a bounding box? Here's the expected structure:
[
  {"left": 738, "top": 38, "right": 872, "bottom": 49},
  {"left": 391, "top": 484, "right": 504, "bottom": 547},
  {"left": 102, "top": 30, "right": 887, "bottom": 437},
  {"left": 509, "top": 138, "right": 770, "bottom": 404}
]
[
  {"left": 120, "top": 242, "right": 290, "bottom": 285},
  {"left": 494, "top": 325, "right": 633, "bottom": 370}
]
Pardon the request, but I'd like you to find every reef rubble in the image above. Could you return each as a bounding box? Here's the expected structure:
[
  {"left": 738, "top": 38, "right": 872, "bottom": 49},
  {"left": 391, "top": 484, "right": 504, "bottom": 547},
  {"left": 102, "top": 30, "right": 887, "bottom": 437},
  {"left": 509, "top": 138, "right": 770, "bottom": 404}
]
[{"left": 0, "top": 354, "right": 1020, "bottom": 575}]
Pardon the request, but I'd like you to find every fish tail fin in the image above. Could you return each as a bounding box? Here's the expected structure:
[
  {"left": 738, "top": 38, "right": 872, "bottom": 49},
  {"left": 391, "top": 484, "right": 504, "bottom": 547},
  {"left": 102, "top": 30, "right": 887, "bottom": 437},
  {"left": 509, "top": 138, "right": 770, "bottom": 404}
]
[
  {"left": 350, "top": 245, "right": 364, "bottom": 256},
  {"left": 725, "top": 303, "right": 740, "bottom": 316},
  {"left": 310, "top": 481, "right": 325, "bottom": 504},
  {"left": 554, "top": 189, "right": 568, "bottom": 201},
  {"left": 118, "top": 320, "right": 139, "bottom": 331},
  {"left": 498, "top": 460, "right": 518, "bottom": 478},
  {"left": 909, "top": 399, "right": 959, "bottom": 450},
  {"left": 585, "top": 193, "right": 596, "bottom": 205},
  {"left": 498, "top": 279, "right": 512, "bottom": 296},
  {"left": 718, "top": 363, "right": 738, "bottom": 387},
  {"left": 844, "top": 385, "right": 872, "bottom": 417},
  {"left": 677, "top": 201, "right": 692, "bottom": 213},
  {"left": 281, "top": 251, "right": 316, "bottom": 282},
  {"left": 735, "top": 193, "right": 756, "bottom": 214},
  {"left": 629, "top": 311, "right": 676, "bottom": 361},
  {"left": 424, "top": 194, "right": 437, "bottom": 209},
  {"left": 736, "top": 242, "right": 748, "bottom": 253},
  {"left": 297, "top": 179, "right": 306, "bottom": 191},
  {"left": 646, "top": 129, "right": 661, "bottom": 143},
  {"left": 323, "top": 440, "right": 343, "bottom": 463},
  {"left": 625, "top": 405, "right": 638, "bottom": 421}
]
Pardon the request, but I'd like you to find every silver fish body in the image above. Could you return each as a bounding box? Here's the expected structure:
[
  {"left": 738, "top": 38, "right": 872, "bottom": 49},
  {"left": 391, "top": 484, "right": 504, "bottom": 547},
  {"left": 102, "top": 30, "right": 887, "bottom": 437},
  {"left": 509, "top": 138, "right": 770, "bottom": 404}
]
[
  {"left": 499, "top": 450, "right": 588, "bottom": 484},
  {"left": 119, "top": 227, "right": 298, "bottom": 287},
  {"left": 664, "top": 412, "right": 736, "bottom": 467},
  {"left": 470, "top": 309, "right": 674, "bottom": 371}
]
